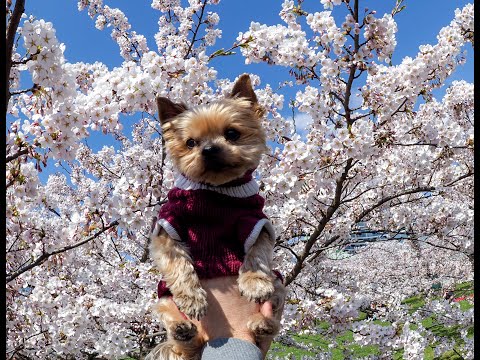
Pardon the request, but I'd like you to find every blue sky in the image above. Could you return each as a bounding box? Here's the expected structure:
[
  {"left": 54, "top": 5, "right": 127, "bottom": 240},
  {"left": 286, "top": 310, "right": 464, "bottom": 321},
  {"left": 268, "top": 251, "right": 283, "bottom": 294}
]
[
  {"left": 17, "top": 0, "right": 474, "bottom": 182},
  {"left": 28, "top": 0, "right": 473, "bottom": 87}
]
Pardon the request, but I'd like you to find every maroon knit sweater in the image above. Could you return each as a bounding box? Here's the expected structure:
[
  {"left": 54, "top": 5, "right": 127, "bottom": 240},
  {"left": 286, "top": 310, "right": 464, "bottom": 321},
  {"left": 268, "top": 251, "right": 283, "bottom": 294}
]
[{"left": 153, "top": 170, "right": 275, "bottom": 298}]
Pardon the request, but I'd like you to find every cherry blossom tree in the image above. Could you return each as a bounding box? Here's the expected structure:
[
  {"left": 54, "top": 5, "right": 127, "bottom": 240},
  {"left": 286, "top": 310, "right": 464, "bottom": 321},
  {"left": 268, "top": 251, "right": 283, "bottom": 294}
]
[{"left": 6, "top": 0, "right": 474, "bottom": 358}]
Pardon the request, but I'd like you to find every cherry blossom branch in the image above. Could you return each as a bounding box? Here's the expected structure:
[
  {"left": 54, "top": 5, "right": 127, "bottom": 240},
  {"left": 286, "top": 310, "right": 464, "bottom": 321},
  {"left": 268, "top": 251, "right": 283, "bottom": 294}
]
[
  {"left": 5, "top": 0, "right": 25, "bottom": 112},
  {"left": 284, "top": 3, "right": 366, "bottom": 285},
  {"left": 354, "top": 186, "right": 435, "bottom": 223},
  {"left": 391, "top": 142, "right": 471, "bottom": 149},
  {"left": 9, "top": 87, "right": 38, "bottom": 96},
  {"left": 341, "top": 185, "right": 377, "bottom": 204},
  {"left": 444, "top": 170, "right": 473, "bottom": 187},
  {"left": 305, "top": 235, "right": 342, "bottom": 263},
  {"left": 343, "top": 0, "right": 360, "bottom": 126},
  {"left": 184, "top": 0, "right": 208, "bottom": 59},
  {"left": 292, "top": 281, "right": 319, "bottom": 297},
  {"left": 208, "top": 36, "right": 254, "bottom": 61},
  {"left": 391, "top": 0, "right": 407, "bottom": 16},
  {"left": 276, "top": 243, "right": 300, "bottom": 262},
  {"left": 353, "top": 171, "right": 472, "bottom": 225},
  {"left": 6, "top": 330, "right": 48, "bottom": 360},
  {"left": 6, "top": 220, "right": 119, "bottom": 283},
  {"left": 90, "top": 156, "right": 122, "bottom": 179},
  {"left": 6, "top": 148, "right": 29, "bottom": 163},
  {"left": 11, "top": 52, "right": 37, "bottom": 65},
  {"left": 285, "top": 158, "right": 354, "bottom": 286},
  {"left": 121, "top": 31, "right": 143, "bottom": 61},
  {"left": 350, "top": 110, "right": 374, "bottom": 121},
  {"left": 416, "top": 238, "right": 461, "bottom": 253},
  {"left": 378, "top": 98, "right": 409, "bottom": 127}
]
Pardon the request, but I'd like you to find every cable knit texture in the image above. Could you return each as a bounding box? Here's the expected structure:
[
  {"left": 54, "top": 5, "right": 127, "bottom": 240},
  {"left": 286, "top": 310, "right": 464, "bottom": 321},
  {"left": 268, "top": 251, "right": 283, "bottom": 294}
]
[{"left": 155, "top": 170, "right": 275, "bottom": 298}]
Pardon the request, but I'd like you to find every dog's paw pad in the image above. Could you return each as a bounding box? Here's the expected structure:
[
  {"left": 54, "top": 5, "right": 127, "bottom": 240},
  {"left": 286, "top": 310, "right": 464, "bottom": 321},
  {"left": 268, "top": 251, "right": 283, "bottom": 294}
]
[
  {"left": 248, "top": 317, "right": 279, "bottom": 337},
  {"left": 171, "top": 321, "right": 197, "bottom": 341}
]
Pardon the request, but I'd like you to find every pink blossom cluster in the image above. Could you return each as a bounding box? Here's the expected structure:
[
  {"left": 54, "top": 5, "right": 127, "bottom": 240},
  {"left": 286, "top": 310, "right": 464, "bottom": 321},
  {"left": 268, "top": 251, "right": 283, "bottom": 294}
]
[
  {"left": 362, "top": 6, "right": 472, "bottom": 124},
  {"left": 79, "top": 0, "right": 149, "bottom": 61},
  {"left": 237, "top": 22, "right": 319, "bottom": 67}
]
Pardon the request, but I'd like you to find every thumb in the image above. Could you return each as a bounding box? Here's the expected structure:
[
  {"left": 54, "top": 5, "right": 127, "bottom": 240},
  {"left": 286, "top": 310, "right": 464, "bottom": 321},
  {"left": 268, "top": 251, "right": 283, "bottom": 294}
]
[{"left": 259, "top": 300, "right": 273, "bottom": 318}]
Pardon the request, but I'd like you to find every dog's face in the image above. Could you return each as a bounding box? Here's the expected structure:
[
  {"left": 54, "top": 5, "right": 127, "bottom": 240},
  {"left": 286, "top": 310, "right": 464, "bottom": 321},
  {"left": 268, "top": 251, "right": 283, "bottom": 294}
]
[{"left": 156, "top": 75, "right": 267, "bottom": 186}]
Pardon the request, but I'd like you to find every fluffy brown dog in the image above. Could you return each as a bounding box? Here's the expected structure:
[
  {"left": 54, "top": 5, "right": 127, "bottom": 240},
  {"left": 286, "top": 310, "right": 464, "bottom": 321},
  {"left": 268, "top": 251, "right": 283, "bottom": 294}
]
[{"left": 146, "top": 74, "right": 284, "bottom": 360}]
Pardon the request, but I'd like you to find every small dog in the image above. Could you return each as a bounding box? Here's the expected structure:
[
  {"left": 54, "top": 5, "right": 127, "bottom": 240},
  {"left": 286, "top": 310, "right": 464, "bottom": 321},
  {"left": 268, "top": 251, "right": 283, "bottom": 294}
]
[{"left": 146, "top": 74, "right": 284, "bottom": 360}]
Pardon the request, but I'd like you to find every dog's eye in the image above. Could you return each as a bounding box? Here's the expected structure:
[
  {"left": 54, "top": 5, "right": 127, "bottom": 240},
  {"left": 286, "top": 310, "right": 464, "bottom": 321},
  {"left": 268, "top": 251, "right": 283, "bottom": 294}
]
[
  {"left": 186, "top": 138, "right": 197, "bottom": 149},
  {"left": 225, "top": 129, "right": 240, "bottom": 142}
]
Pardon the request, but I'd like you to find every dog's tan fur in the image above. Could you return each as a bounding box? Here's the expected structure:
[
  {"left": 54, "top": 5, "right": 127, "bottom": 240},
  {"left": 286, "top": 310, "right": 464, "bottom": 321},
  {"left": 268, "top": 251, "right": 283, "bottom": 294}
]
[
  {"left": 147, "top": 74, "right": 285, "bottom": 359},
  {"left": 247, "top": 276, "right": 286, "bottom": 343},
  {"left": 150, "top": 228, "right": 208, "bottom": 320},
  {"left": 146, "top": 297, "right": 205, "bottom": 360},
  {"left": 238, "top": 230, "right": 276, "bottom": 302}
]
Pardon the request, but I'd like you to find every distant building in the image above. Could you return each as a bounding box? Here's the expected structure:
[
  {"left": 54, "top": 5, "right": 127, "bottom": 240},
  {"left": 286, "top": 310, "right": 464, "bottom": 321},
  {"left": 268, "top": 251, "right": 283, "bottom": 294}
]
[{"left": 326, "top": 222, "right": 411, "bottom": 258}]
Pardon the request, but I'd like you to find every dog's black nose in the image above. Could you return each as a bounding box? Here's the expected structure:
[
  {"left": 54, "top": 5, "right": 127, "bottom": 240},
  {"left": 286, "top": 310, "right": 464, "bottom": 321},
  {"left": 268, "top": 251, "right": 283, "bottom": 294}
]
[{"left": 202, "top": 145, "right": 221, "bottom": 157}]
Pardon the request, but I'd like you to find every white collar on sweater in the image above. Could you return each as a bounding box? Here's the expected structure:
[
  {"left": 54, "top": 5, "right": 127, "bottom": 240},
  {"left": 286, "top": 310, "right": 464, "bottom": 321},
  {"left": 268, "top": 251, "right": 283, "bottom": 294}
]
[{"left": 174, "top": 174, "right": 260, "bottom": 198}]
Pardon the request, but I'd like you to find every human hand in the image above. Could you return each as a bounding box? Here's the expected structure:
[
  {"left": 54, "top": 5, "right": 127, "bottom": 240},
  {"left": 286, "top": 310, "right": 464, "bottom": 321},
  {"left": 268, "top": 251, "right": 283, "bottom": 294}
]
[
  {"left": 256, "top": 299, "right": 284, "bottom": 357},
  {"left": 191, "top": 275, "right": 285, "bottom": 358}
]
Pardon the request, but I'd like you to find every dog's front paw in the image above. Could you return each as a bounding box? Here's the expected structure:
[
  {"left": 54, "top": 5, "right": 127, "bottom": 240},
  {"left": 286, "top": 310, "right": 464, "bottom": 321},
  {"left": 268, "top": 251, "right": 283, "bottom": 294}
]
[
  {"left": 173, "top": 288, "right": 208, "bottom": 320},
  {"left": 169, "top": 320, "right": 198, "bottom": 342},
  {"left": 248, "top": 315, "right": 279, "bottom": 337},
  {"left": 238, "top": 271, "right": 275, "bottom": 303}
]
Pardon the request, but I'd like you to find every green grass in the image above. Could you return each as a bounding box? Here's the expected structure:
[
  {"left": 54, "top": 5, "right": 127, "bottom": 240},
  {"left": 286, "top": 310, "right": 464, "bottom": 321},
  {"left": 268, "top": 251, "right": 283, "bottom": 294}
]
[
  {"left": 429, "top": 324, "right": 462, "bottom": 342},
  {"left": 335, "top": 330, "right": 354, "bottom": 344},
  {"left": 424, "top": 345, "right": 435, "bottom": 359},
  {"left": 268, "top": 331, "right": 382, "bottom": 360},
  {"left": 437, "top": 349, "right": 465, "bottom": 360},
  {"left": 393, "top": 348, "right": 404, "bottom": 360},
  {"left": 268, "top": 341, "right": 316, "bottom": 358},
  {"left": 373, "top": 319, "right": 392, "bottom": 327},
  {"left": 401, "top": 294, "right": 426, "bottom": 314},
  {"left": 466, "top": 326, "right": 474, "bottom": 338},
  {"left": 292, "top": 333, "right": 330, "bottom": 350},
  {"left": 454, "top": 281, "right": 473, "bottom": 296},
  {"left": 421, "top": 315, "right": 436, "bottom": 328},
  {"left": 458, "top": 300, "right": 474, "bottom": 311},
  {"left": 316, "top": 320, "right": 331, "bottom": 330},
  {"left": 353, "top": 311, "right": 368, "bottom": 321},
  {"left": 266, "top": 281, "right": 474, "bottom": 360},
  {"left": 346, "top": 343, "right": 380, "bottom": 358}
]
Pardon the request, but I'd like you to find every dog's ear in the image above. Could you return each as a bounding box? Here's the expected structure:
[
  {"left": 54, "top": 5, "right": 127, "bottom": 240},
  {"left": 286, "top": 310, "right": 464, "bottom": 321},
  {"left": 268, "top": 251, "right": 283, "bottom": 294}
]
[
  {"left": 156, "top": 97, "right": 187, "bottom": 125},
  {"left": 230, "top": 74, "right": 265, "bottom": 118},
  {"left": 230, "top": 74, "right": 258, "bottom": 104}
]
